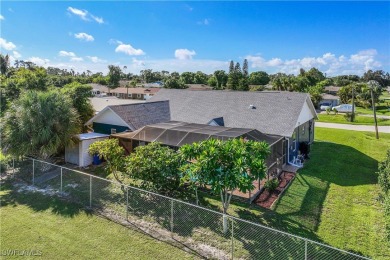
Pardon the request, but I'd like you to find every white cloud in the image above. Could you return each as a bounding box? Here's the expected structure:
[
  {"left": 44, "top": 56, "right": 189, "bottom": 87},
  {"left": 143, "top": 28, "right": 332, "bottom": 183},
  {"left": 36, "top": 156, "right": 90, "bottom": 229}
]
[
  {"left": 87, "top": 56, "right": 107, "bottom": 63},
  {"left": 0, "top": 15, "right": 4, "bottom": 20},
  {"left": 71, "top": 57, "right": 84, "bottom": 62},
  {"left": 67, "top": 7, "right": 104, "bottom": 24},
  {"left": 0, "top": 38, "right": 16, "bottom": 50},
  {"left": 91, "top": 15, "right": 104, "bottom": 24},
  {"left": 67, "top": 7, "right": 88, "bottom": 21},
  {"left": 28, "top": 57, "right": 50, "bottom": 66},
  {"left": 12, "top": 51, "right": 21, "bottom": 59},
  {"left": 245, "top": 49, "right": 382, "bottom": 76},
  {"left": 197, "top": 18, "right": 209, "bottom": 25},
  {"left": 59, "top": 51, "right": 76, "bottom": 57},
  {"left": 115, "top": 43, "right": 145, "bottom": 56},
  {"left": 74, "top": 32, "right": 94, "bottom": 42},
  {"left": 175, "top": 49, "right": 196, "bottom": 60}
]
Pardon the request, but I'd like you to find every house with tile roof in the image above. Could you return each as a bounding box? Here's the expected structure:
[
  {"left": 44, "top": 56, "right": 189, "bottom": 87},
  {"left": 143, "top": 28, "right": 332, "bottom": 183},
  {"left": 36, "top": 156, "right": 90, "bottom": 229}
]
[{"left": 149, "top": 89, "right": 317, "bottom": 166}]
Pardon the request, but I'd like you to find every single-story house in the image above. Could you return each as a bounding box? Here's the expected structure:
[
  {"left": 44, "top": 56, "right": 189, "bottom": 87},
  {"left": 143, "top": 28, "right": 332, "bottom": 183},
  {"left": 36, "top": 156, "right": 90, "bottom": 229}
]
[
  {"left": 85, "top": 101, "right": 170, "bottom": 135},
  {"left": 89, "top": 97, "right": 145, "bottom": 113},
  {"left": 324, "top": 86, "right": 341, "bottom": 95},
  {"left": 88, "top": 83, "right": 160, "bottom": 100},
  {"left": 149, "top": 89, "right": 317, "bottom": 167},
  {"left": 65, "top": 133, "right": 109, "bottom": 167},
  {"left": 320, "top": 93, "right": 340, "bottom": 107}
]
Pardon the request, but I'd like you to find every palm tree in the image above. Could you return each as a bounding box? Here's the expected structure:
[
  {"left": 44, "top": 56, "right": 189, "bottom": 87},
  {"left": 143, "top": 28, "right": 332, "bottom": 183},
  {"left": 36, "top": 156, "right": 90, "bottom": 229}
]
[{"left": 3, "top": 90, "right": 80, "bottom": 159}]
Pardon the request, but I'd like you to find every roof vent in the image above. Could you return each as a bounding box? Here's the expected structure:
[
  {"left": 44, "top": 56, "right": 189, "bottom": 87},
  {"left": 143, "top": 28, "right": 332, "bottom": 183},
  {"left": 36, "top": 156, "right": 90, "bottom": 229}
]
[{"left": 249, "top": 104, "right": 256, "bottom": 109}]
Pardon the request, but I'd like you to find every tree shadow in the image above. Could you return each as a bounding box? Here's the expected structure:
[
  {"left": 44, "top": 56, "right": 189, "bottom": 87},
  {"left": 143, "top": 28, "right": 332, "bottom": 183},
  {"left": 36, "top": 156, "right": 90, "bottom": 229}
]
[
  {"left": 302, "top": 141, "right": 379, "bottom": 186},
  {"left": 0, "top": 180, "right": 91, "bottom": 218}
]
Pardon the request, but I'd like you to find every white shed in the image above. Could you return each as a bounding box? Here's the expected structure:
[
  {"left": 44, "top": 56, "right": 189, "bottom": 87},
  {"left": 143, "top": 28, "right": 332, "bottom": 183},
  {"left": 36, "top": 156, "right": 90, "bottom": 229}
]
[{"left": 65, "top": 133, "right": 109, "bottom": 167}]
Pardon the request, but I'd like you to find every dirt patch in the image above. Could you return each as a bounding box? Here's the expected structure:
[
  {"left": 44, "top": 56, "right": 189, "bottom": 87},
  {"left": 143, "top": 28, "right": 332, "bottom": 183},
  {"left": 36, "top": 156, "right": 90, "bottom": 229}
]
[{"left": 254, "top": 172, "right": 295, "bottom": 209}]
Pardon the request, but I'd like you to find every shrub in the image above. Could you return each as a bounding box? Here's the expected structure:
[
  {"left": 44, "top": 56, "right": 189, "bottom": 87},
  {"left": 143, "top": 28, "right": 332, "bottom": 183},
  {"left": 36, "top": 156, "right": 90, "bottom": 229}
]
[
  {"left": 264, "top": 178, "right": 279, "bottom": 192},
  {"left": 0, "top": 152, "right": 10, "bottom": 174},
  {"left": 378, "top": 150, "right": 390, "bottom": 194},
  {"left": 344, "top": 112, "right": 355, "bottom": 122},
  {"left": 326, "top": 107, "right": 331, "bottom": 115},
  {"left": 333, "top": 108, "right": 338, "bottom": 115}
]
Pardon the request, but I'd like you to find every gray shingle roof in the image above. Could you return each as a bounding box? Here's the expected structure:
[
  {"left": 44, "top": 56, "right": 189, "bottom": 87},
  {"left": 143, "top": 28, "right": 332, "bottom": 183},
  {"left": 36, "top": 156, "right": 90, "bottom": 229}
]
[
  {"left": 109, "top": 100, "right": 171, "bottom": 130},
  {"left": 148, "top": 89, "right": 315, "bottom": 137}
]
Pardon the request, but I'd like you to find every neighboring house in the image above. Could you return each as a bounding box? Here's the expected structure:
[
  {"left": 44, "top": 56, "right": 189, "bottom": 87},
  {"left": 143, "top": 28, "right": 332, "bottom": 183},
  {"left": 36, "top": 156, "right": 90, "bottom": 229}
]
[
  {"left": 324, "top": 86, "right": 341, "bottom": 95},
  {"left": 186, "top": 84, "right": 214, "bottom": 90},
  {"left": 65, "top": 133, "right": 109, "bottom": 167},
  {"left": 89, "top": 97, "right": 145, "bottom": 113},
  {"left": 85, "top": 101, "right": 170, "bottom": 134},
  {"left": 88, "top": 83, "right": 160, "bottom": 100},
  {"left": 149, "top": 89, "right": 317, "bottom": 166},
  {"left": 320, "top": 93, "right": 340, "bottom": 107}
]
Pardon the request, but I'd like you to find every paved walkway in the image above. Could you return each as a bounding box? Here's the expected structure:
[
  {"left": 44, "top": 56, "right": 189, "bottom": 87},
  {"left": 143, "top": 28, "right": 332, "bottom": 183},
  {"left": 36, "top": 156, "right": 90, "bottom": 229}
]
[{"left": 316, "top": 122, "right": 390, "bottom": 133}]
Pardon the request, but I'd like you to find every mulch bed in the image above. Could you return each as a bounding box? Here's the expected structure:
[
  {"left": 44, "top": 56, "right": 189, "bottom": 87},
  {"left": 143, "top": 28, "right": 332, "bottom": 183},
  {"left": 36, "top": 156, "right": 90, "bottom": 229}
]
[{"left": 254, "top": 172, "right": 295, "bottom": 209}]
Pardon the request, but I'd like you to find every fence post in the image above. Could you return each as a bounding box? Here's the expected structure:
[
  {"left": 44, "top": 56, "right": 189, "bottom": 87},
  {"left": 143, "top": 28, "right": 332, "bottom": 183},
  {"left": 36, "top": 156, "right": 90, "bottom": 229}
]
[
  {"left": 170, "top": 200, "right": 174, "bottom": 233},
  {"left": 305, "top": 239, "right": 308, "bottom": 260},
  {"left": 32, "top": 159, "right": 35, "bottom": 185},
  {"left": 60, "top": 167, "right": 63, "bottom": 193},
  {"left": 89, "top": 175, "right": 92, "bottom": 207},
  {"left": 231, "top": 218, "right": 234, "bottom": 260},
  {"left": 126, "top": 186, "right": 129, "bottom": 221}
]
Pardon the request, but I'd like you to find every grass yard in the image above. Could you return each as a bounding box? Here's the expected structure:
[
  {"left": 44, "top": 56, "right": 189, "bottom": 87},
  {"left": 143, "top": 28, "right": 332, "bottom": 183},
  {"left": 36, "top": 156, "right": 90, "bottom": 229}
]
[
  {"left": 317, "top": 114, "right": 390, "bottom": 126},
  {"left": 0, "top": 182, "right": 199, "bottom": 260},
  {"left": 355, "top": 92, "right": 390, "bottom": 116},
  {"left": 274, "top": 128, "right": 390, "bottom": 259}
]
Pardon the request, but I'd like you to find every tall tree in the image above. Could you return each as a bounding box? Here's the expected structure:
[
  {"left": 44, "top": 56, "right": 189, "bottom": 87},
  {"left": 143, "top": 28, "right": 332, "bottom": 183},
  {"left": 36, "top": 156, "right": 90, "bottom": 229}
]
[
  {"left": 0, "top": 54, "right": 10, "bottom": 76},
  {"left": 3, "top": 90, "right": 80, "bottom": 159},
  {"left": 61, "top": 82, "right": 94, "bottom": 125},
  {"left": 242, "top": 59, "right": 249, "bottom": 77},
  {"left": 107, "top": 65, "right": 122, "bottom": 90},
  {"left": 249, "top": 71, "right": 270, "bottom": 85},
  {"left": 214, "top": 70, "right": 228, "bottom": 89},
  {"left": 229, "top": 60, "right": 234, "bottom": 74}
]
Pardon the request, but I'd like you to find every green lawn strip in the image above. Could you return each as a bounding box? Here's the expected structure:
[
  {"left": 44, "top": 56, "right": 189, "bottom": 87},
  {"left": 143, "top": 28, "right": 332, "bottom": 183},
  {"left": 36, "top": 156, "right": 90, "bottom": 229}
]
[
  {"left": 317, "top": 114, "right": 390, "bottom": 126},
  {"left": 275, "top": 129, "right": 390, "bottom": 259},
  {"left": 0, "top": 184, "right": 198, "bottom": 260}
]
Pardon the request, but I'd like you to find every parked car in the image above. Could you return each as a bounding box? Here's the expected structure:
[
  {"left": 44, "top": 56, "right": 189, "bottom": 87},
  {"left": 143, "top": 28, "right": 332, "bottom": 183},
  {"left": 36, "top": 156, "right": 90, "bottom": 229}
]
[
  {"left": 320, "top": 103, "right": 332, "bottom": 111},
  {"left": 332, "top": 104, "right": 353, "bottom": 113}
]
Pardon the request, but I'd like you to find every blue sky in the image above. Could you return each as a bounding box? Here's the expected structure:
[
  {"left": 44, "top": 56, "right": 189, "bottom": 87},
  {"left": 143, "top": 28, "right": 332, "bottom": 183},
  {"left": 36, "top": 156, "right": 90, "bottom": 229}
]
[{"left": 1, "top": 1, "right": 389, "bottom": 75}]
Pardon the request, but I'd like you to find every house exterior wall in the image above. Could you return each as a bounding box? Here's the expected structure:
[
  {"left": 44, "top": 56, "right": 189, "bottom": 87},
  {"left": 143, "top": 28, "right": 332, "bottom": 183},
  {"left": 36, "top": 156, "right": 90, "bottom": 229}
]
[
  {"left": 93, "top": 122, "right": 130, "bottom": 135},
  {"left": 93, "top": 108, "right": 128, "bottom": 126},
  {"left": 320, "top": 98, "right": 339, "bottom": 107},
  {"left": 288, "top": 119, "right": 314, "bottom": 163}
]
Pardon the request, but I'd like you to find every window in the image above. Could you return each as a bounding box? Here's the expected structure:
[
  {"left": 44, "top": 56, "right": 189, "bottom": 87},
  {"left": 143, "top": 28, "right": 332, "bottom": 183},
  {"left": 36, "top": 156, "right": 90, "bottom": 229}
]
[
  {"left": 290, "top": 131, "right": 296, "bottom": 151},
  {"left": 111, "top": 128, "right": 117, "bottom": 134},
  {"left": 137, "top": 94, "right": 142, "bottom": 98},
  {"left": 302, "top": 125, "right": 305, "bottom": 135}
]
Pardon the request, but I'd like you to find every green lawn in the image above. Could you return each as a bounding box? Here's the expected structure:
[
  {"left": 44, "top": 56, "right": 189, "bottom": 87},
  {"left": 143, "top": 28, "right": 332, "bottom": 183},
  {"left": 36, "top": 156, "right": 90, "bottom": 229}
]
[
  {"left": 3, "top": 129, "right": 389, "bottom": 259},
  {"left": 0, "top": 183, "right": 199, "bottom": 260},
  {"left": 317, "top": 113, "right": 390, "bottom": 126},
  {"left": 355, "top": 93, "right": 390, "bottom": 116},
  {"left": 274, "top": 129, "right": 390, "bottom": 259}
]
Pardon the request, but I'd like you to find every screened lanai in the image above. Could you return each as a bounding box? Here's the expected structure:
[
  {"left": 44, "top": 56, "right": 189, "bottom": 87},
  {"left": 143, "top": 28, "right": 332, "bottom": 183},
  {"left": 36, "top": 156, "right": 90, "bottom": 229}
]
[{"left": 111, "top": 121, "right": 285, "bottom": 167}]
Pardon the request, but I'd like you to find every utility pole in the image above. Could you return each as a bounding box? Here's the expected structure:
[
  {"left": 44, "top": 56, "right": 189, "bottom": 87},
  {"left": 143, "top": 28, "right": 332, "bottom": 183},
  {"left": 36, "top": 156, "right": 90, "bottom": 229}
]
[
  {"left": 369, "top": 81, "right": 379, "bottom": 139},
  {"left": 351, "top": 87, "right": 355, "bottom": 122}
]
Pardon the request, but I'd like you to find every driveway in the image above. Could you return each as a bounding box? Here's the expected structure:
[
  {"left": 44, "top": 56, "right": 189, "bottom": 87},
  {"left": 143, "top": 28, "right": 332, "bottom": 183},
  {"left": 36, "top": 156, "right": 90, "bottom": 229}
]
[{"left": 316, "top": 122, "right": 390, "bottom": 133}]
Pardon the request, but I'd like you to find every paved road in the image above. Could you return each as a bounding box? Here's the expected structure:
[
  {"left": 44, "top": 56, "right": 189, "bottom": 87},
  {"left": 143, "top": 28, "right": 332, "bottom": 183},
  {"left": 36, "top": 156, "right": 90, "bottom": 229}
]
[{"left": 316, "top": 122, "right": 390, "bottom": 133}]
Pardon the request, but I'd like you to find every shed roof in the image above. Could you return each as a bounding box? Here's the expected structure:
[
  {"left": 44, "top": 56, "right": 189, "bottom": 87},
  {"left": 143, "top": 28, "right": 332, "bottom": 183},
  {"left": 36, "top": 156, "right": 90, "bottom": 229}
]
[{"left": 149, "top": 89, "right": 317, "bottom": 137}]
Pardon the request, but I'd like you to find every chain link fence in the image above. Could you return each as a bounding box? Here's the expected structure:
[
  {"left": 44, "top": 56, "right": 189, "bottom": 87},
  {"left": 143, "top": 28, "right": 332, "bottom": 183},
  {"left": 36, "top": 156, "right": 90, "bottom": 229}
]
[{"left": 9, "top": 157, "right": 369, "bottom": 260}]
